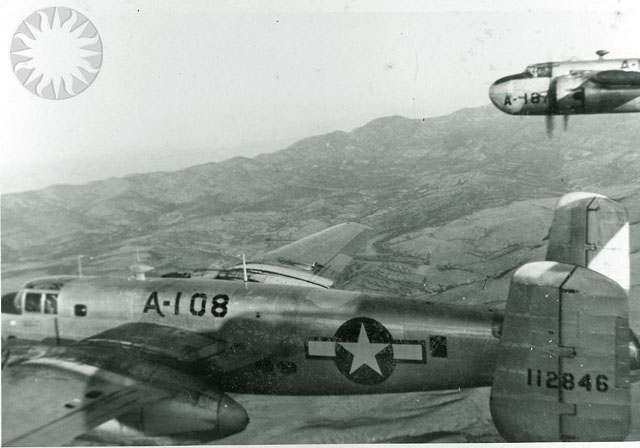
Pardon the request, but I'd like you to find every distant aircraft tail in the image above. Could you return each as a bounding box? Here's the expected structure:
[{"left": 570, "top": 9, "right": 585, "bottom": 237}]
[{"left": 490, "top": 192, "right": 635, "bottom": 442}]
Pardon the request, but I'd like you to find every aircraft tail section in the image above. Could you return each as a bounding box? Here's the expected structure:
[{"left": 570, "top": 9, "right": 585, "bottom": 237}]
[{"left": 490, "top": 193, "right": 633, "bottom": 442}]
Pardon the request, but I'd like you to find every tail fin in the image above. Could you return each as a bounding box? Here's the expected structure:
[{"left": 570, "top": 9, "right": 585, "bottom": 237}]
[
  {"left": 546, "top": 192, "right": 629, "bottom": 292},
  {"left": 490, "top": 193, "right": 632, "bottom": 442}
]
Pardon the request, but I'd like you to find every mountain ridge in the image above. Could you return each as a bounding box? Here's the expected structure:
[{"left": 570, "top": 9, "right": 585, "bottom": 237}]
[{"left": 2, "top": 105, "right": 640, "bottom": 285}]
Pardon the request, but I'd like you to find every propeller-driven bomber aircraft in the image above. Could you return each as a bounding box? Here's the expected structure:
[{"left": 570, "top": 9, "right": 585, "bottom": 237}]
[
  {"left": 489, "top": 50, "right": 640, "bottom": 136},
  {"left": 2, "top": 192, "right": 640, "bottom": 445}
]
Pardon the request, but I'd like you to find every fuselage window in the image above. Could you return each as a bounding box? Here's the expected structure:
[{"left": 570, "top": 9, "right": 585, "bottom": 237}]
[{"left": 74, "top": 304, "right": 87, "bottom": 317}]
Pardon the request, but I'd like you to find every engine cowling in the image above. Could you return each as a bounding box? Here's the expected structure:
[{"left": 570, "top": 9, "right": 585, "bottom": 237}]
[
  {"left": 553, "top": 74, "right": 588, "bottom": 114},
  {"left": 90, "top": 390, "right": 248, "bottom": 444},
  {"left": 553, "top": 73, "right": 640, "bottom": 114}
]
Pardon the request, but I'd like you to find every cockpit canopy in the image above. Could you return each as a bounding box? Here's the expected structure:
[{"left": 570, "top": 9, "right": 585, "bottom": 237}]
[{"left": 4, "top": 276, "right": 76, "bottom": 315}]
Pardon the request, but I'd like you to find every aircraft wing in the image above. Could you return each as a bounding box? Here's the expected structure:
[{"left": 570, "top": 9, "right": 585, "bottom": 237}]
[
  {"left": 591, "top": 70, "right": 640, "bottom": 86},
  {"left": 2, "top": 358, "right": 169, "bottom": 446},
  {"left": 2, "top": 322, "right": 258, "bottom": 446},
  {"left": 252, "top": 222, "right": 373, "bottom": 282}
]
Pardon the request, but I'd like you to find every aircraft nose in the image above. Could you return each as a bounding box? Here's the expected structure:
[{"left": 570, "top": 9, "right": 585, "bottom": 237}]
[
  {"left": 217, "top": 394, "right": 249, "bottom": 437},
  {"left": 489, "top": 80, "right": 512, "bottom": 114}
]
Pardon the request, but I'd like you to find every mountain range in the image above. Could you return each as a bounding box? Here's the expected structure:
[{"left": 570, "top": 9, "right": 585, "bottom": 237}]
[{"left": 3, "top": 105, "right": 639, "bottom": 295}]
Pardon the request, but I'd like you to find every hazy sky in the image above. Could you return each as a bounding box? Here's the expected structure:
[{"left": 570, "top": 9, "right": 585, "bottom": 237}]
[{"left": 1, "top": 0, "right": 639, "bottom": 192}]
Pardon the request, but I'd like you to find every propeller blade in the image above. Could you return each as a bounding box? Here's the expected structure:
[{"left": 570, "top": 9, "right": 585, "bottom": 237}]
[
  {"left": 546, "top": 114, "right": 554, "bottom": 139},
  {"left": 545, "top": 78, "right": 558, "bottom": 139},
  {"left": 563, "top": 115, "right": 569, "bottom": 132}
]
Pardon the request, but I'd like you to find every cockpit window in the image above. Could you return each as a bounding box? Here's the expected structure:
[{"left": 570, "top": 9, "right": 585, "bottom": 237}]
[
  {"left": 44, "top": 294, "right": 58, "bottom": 314},
  {"left": 525, "top": 63, "right": 553, "bottom": 78},
  {"left": 23, "top": 291, "right": 58, "bottom": 314},
  {"left": 24, "top": 292, "right": 42, "bottom": 312},
  {"left": 1, "top": 292, "right": 21, "bottom": 314}
]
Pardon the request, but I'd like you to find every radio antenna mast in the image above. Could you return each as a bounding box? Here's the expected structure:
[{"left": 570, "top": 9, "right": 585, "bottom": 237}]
[{"left": 242, "top": 254, "right": 248, "bottom": 283}]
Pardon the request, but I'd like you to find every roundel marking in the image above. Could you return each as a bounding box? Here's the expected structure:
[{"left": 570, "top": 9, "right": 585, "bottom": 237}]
[
  {"left": 334, "top": 317, "right": 395, "bottom": 385},
  {"left": 305, "top": 317, "right": 427, "bottom": 386}
]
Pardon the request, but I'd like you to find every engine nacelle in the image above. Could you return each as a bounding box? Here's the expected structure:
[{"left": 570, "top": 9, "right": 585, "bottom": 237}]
[
  {"left": 554, "top": 74, "right": 588, "bottom": 114},
  {"left": 91, "top": 390, "right": 248, "bottom": 444},
  {"left": 555, "top": 73, "right": 640, "bottom": 114}
]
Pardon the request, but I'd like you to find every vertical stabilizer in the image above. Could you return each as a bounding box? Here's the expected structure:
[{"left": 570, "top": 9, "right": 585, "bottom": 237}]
[
  {"left": 491, "top": 192, "right": 633, "bottom": 442},
  {"left": 491, "top": 262, "right": 631, "bottom": 441},
  {"left": 546, "top": 192, "right": 629, "bottom": 293}
]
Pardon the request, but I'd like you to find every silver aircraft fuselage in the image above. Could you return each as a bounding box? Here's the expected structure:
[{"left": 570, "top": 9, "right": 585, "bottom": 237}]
[{"left": 2, "top": 276, "right": 501, "bottom": 395}]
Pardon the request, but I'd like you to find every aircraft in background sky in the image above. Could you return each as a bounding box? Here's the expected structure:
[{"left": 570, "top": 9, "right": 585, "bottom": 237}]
[
  {"left": 489, "top": 50, "right": 640, "bottom": 136},
  {"left": 2, "top": 193, "right": 640, "bottom": 445}
]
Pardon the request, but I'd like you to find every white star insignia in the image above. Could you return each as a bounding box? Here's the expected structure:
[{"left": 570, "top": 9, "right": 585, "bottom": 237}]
[{"left": 338, "top": 323, "right": 389, "bottom": 375}]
